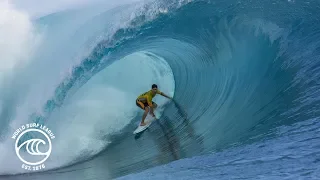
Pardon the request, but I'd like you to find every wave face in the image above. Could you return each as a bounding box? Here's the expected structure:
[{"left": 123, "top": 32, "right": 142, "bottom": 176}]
[{"left": 1, "top": 0, "right": 320, "bottom": 179}]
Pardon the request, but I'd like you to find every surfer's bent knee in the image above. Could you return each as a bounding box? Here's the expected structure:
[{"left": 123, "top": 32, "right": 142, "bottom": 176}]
[{"left": 136, "top": 100, "right": 145, "bottom": 110}]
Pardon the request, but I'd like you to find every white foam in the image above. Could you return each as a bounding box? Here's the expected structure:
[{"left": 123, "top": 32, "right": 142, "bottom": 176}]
[
  {"left": 0, "top": 1, "right": 43, "bottom": 132},
  {"left": 0, "top": 1, "right": 41, "bottom": 80},
  {"left": 0, "top": 2, "right": 44, "bottom": 174}
]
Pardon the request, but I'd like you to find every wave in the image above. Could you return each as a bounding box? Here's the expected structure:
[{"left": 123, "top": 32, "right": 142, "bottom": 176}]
[{"left": 0, "top": 0, "right": 320, "bottom": 178}]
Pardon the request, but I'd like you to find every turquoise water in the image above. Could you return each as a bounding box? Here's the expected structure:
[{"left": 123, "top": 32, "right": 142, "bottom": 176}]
[{"left": 0, "top": 0, "right": 320, "bottom": 179}]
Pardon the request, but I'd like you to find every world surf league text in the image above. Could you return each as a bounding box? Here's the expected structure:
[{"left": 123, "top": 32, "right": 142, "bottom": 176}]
[{"left": 12, "top": 123, "right": 55, "bottom": 140}]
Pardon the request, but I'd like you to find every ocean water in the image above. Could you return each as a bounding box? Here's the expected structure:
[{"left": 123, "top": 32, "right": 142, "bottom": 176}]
[{"left": 0, "top": 0, "right": 320, "bottom": 179}]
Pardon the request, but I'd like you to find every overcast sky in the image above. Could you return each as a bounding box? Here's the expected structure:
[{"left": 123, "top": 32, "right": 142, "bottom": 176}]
[{"left": 12, "top": 0, "right": 141, "bottom": 18}]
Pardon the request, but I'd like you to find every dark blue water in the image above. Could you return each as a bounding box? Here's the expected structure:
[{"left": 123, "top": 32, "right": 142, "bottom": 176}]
[{"left": 1, "top": 0, "right": 320, "bottom": 179}]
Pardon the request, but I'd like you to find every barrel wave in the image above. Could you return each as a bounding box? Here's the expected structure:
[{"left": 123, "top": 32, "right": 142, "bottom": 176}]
[{"left": 1, "top": 0, "right": 320, "bottom": 179}]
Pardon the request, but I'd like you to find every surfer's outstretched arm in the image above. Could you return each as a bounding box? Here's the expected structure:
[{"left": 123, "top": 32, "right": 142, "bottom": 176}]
[{"left": 160, "top": 92, "right": 172, "bottom": 99}]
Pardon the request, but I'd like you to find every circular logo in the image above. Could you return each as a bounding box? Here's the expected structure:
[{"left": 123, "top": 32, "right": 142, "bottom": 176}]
[{"left": 15, "top": 128, "right": 52, "bottom": 166}]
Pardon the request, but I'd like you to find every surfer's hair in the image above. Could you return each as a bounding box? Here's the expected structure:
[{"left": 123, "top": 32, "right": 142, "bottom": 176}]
[{"left": 152, "top": 84, "right": 158, "bottom": 89}]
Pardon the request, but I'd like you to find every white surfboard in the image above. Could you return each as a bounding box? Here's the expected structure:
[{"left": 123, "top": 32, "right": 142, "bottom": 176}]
[{"left": 133, "top": 115, "right": 157, "bottom": 134}]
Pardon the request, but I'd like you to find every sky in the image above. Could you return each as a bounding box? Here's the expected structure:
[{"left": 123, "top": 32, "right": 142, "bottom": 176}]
[{"left": 11, "top": 0, "right": 141, "bottom": 18}]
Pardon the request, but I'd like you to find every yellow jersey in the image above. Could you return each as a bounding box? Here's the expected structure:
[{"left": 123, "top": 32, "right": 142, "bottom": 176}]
[{"left": 137, "top": 89, "right": 162, "bottom": 107}]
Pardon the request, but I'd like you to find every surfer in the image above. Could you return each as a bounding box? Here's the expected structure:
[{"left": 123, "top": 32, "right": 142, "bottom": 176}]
[{"left": 136, "top": 84, "right": 172, "bottom": 126}]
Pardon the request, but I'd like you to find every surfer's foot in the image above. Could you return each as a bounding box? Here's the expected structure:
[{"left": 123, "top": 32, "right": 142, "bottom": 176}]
[{"left": 140, "top": 122, "right": 146, "bottom": 126}]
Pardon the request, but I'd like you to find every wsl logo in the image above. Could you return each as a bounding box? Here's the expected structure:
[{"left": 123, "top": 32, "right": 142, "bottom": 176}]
[{"left": 12, "top": 123, "right": 55, "bottom": 171}]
